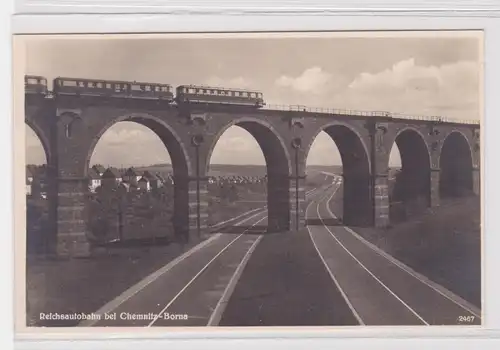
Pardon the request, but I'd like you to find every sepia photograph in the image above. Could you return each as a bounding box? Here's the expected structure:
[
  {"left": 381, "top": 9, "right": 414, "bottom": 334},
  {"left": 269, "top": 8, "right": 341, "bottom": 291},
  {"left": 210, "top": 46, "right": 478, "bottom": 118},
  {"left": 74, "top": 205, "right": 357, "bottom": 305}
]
[{"left": 15, "top": 31, "right": 482, "bottom": 330}]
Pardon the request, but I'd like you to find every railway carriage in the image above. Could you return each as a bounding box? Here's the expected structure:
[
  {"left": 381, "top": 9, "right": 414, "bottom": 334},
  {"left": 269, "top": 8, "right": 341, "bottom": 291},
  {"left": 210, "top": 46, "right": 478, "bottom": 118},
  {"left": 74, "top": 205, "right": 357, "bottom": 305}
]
[
  {"left": 175, "top": 85, "right": 265, "bottom": 108},
  {"left": 53, "top": 77, "right": 174, "bottom": 101},
  {"left": 25, "top": 75, "right": 48, "bottom": 95}
]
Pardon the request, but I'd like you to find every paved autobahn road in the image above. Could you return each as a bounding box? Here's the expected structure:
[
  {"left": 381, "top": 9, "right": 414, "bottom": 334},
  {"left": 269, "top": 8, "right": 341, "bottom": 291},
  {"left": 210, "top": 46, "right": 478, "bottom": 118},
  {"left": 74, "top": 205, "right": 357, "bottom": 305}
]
[
  {"left": 80, "top": 177, "right": 481, "bottom": 327},
  {"left": 80, "top": 185, "right": 325, "bottom": 327},
  {"left": 308, "top": 183, "right": 481, "bottom": 326}
]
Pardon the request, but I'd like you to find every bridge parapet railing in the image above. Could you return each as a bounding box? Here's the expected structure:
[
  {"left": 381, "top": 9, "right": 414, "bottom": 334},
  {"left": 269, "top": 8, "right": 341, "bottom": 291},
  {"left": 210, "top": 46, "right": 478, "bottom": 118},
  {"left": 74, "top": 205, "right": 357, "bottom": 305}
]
[{"left": 263, "top": 104, "right": 480, "bottom": 125}]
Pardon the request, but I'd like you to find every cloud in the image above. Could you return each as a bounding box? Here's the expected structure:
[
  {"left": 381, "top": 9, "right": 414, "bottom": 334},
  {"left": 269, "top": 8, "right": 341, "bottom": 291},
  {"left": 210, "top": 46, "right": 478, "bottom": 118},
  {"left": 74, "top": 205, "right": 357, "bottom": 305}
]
[
  {"left": 26, "top": 145, "right": 47, "bottom": 165},
  {"left": 100, "top": 129, "right": 147, "bottom": 146},
  {"left": 26, "top": 125, "right": 47, "bottom": 164},
  {"left": 306, "top": 131, "right": 340, "bottom": 165},
  {"left": 337, "top": 59, "right": 479, "bottom": 120},
  {"left": 306, "top": 131, "right": 400, "bottom": 167},
  {"left": 275, "top": 67, "right": 332, "bottom": 94},
  {"left": 90, "top": 123, "right": 172, "bottom": 166},
  {"left": 209, "top": 126, "right": 265, "bottom": 165},
  {"left": 348, "top": 58, "right": 443, "bottom": 91},
  {"left": 215, "top": 136, "right": 254, "bottom": 152},
  {"left": 203, "top": 75, "right": 254, "bottom": 89}
]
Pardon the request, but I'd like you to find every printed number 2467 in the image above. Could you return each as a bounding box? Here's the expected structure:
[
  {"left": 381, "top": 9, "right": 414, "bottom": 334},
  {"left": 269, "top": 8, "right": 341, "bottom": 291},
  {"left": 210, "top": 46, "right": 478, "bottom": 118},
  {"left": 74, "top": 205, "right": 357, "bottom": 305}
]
[{"left": 458, "top": 316, "right": 475, "bottom": 323}]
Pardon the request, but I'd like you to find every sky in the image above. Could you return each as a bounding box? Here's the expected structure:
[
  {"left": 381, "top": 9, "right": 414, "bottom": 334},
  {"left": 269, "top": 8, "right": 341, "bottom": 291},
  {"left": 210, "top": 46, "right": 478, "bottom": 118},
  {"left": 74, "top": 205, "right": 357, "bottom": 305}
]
[{"left": 23, "top": 33, "right": 482, "bottom": 167}]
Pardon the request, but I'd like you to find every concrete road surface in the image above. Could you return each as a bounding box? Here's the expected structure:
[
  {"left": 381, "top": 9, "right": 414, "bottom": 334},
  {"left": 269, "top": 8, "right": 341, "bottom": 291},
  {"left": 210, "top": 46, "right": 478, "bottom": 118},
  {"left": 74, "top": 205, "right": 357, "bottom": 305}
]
[
  {"left": 307, "top": 182, "right": 481, "bottom": 326},
  {"left": 81, "top": 179, "right": 481, "bottom": 327}
]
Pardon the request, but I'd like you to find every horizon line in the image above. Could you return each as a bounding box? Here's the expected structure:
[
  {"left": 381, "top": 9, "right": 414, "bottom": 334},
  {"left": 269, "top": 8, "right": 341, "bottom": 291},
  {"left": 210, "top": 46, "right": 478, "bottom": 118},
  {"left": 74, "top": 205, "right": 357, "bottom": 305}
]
[{"left": 26, "top": 163, "right": 402, "bottom": 168}]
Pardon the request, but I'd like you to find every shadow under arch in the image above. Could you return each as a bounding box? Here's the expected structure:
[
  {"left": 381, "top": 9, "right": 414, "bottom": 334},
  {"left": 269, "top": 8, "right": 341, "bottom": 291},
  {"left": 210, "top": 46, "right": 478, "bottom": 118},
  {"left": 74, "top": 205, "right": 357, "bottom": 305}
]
[
  {"left": 388, "top": 127, "right": 431, "bottom": 223},
  {"left": 86, "top": 114, "right": 193, "bottom": 240},
  {"left": 439, "top": 131, "right": 474, "bottom": 197},
  {"left": 305, "top": 122, "right": 372, "bottom": 227},
  {"left": 205, "top": 118, "right": 293, "bottom": 232}
]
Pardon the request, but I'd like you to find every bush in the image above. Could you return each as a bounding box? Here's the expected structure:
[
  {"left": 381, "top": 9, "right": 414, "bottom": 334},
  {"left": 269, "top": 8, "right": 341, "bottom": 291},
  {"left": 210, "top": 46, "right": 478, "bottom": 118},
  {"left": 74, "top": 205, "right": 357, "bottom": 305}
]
[
  {"left": 26, "top": 199, "right": 49, "bottom": 254},
  {"left": 88, "top": 186, "right": 175, "bottom": 243}
]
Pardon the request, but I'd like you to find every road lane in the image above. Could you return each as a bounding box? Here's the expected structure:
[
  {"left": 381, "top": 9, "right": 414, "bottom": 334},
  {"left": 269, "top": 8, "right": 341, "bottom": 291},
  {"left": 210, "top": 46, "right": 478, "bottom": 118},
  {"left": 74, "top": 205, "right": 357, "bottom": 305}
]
[
  {"left": 83, "top": 185, "right": 327, "bottom": 327},
  {"left": 209, "top": 207, "right": 264, "bottom": 231},
  {"left": 209, "top": 186, "right": 321, "bottom": 231},
  {"left": 218, "top": 180, "right": 360, "bottom": 327},
  {"left": 152, "top": 218, "right": 267, "bottom": 327},
  {"left": 319, "top": 186, "right": 481, "bottom": 325},
  {"left": 307, "top": 185, "right": 425, "bottom": 325},
  {"left": 150, "top": 185, "right": 332, "bottom": 327},
  {"left": 84, "top": 210, "right": 268, "bottom": 327}
]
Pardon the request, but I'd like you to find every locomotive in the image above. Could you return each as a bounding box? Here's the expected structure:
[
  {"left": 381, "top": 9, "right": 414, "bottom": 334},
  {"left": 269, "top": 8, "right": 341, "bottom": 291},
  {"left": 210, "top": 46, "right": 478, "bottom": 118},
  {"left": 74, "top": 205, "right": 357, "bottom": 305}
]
[
  {"left": 52, "top": 77, "right": 175, "bottom": 101},
  {"left": 175, "top": 85, "right": 265, "bottom": 108},
  {"left": 25, "top": 75, "right": 48, "bottom": 95}
]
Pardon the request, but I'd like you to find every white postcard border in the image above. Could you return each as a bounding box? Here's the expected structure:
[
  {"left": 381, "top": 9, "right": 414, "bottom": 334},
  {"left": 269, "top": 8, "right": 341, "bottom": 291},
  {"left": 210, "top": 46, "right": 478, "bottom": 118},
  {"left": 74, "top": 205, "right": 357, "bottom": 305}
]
[{"left": 5, "top": 5, "right": 500, "bottom": 350}]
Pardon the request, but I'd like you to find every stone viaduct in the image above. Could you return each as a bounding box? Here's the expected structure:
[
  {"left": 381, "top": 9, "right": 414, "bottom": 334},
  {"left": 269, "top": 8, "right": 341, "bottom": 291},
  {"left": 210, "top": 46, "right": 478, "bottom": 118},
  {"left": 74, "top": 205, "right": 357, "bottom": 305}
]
[{"left": 25, "top": 79, "right": 481, "bottom": 258}]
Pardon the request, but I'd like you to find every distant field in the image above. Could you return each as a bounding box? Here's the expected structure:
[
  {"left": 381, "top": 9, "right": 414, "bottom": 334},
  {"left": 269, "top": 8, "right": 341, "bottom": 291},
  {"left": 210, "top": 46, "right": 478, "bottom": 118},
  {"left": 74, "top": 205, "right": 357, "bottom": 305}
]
[
  {"left": 136, "top": 163, "right": 346, "bottom": 177},
  {"left": 135, "top": 163, "right": 400, "bottom": 177},
  {"left": 306, "top": 165, "right": 343, "bottom": 175}
]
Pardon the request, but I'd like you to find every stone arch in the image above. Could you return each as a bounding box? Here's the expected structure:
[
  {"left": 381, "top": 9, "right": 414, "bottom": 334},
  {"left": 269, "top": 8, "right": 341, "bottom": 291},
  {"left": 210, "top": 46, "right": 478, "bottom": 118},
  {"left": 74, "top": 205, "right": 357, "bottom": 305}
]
[
  {"left": 86, "top": 113, "right": 193, "bottom": 239},
  {"left": 439, "top": 130, "right": 474, "bottom": 197},
  {"left": 25, "top": 119, "right": 50, "bottom": 165},
  {"left": 305, "top": 122, "right": 372, "bottom": 226},
  {"left": 205, "top": 117, "right": 293, "bottom": 232},
  {"left": 305, "top": 121, "right": 372, "bottom": 173},
  {"left": 388, "top": 127, "right": 431, "bottom": 222},
  {"left": 205, "top": 117, "right": 292, "bottom": 175},
  {"left": 86, "top": 113, "right": 192, "bottom": 177},
  {"left": 25, "top": 120, "right": 54, "bottom": 255}
]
